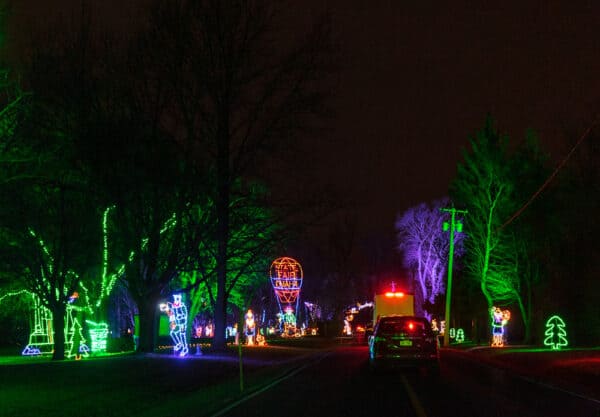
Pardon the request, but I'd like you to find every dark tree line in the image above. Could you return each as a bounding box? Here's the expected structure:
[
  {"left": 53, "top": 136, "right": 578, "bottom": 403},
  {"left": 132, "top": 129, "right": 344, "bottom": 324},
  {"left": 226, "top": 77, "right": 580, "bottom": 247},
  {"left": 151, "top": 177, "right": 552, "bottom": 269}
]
[{"left": 0, "top": 0, "right": 336, "bottom": 358}]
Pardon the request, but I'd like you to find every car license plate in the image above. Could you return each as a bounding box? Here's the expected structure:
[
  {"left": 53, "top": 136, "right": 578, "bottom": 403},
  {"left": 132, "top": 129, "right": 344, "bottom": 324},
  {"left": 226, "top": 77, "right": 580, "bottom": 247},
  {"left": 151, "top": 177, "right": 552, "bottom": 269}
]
[{"left": 399, "top": 340, "right": 412, "bottom": 346}]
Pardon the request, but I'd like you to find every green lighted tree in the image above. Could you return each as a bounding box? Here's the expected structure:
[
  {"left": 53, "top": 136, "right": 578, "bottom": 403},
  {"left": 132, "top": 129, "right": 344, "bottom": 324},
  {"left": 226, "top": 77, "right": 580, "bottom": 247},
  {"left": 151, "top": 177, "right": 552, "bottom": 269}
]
[
  {"left": 178, "top": 181, "right": 281, "bottom": 329},
  {"left": 544, "top": 315, "right": 568, "bottom": 350},
  {"left": 450, "top": 117, "right": 538, "bottom": 340},
  {"left": 0, "top": 9, "right": 107, "bottom": 360}
]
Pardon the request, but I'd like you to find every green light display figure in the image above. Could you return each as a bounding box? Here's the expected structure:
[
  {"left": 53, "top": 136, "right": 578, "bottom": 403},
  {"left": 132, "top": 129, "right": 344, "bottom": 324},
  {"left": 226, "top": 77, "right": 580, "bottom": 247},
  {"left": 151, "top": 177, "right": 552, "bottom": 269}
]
[
  {"left": 544, "top": 315, "right": 568, "bottom": 350},
  {"left": 87, "top": 320, "right": 109, "bottom": 353},
  {"left": 456, "top": 328, "right": 465, "bottom": 343}
]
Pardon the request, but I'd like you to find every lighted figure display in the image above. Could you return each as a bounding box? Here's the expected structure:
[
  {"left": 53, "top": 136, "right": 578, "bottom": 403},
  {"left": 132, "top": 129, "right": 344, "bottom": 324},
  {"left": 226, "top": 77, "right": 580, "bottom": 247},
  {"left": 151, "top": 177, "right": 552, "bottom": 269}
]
[
  {"left": 67, "top": 316, "right": 89, "bottom": 360},
  {"left": 544, "top": 315, "right": 568, "bottom": 350},
  {"left": 343, "top": 317, "right": 352, "bottom": 336},
  {"left": 490, "top": 306, "right": 511, "bottom": 347},
  {"left": 159, "top": 294, "right": 189, "bottom": 357},
  {"left": 343, "top": 302, "right": 373, "bottom": 336},
  {"left": 22, "top": 294, "right": 54, "bottom": 356},
  {"left": 449, "top": 328, "right": 456, "bottom": 339},
  {"left": 455, "top": 328, "right": 465, "bottom": 343},
  {"left": 86, "top": 320, "right": 109, "bottom": 353},
  {"left": 205, "top": 323, "right": 213, "bottom": 337},
  {"left": 431, "top": 319, "right": 439, "bottom": 333},
  {"left": 21, "top": 292, "right": 90, "bottom": 357},
  {"left": 245, "top": 309, "right": 256, "bottom": 345},
  {"left": 64, "top": 298, "right": 90, "bottom": 359},
  {"left": 282, "top": 306, "right": 297, "bottom": 336},
  {"left": 270, "top": 257, "right": 303, "bottom": 334}
]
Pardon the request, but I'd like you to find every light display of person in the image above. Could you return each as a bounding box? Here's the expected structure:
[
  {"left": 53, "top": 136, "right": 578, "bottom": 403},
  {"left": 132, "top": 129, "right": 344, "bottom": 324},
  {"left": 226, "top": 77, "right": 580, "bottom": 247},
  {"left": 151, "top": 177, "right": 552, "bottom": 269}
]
[
  {"left": 159, "top": 293, "right": 189, "bottom": 357},
  {"left": 490, "top": 306, "right": 511, "bottom": 347},
  {"left": 283, "top": 306, "right": 297, "bottom": 336},
  {"left": 245, "top": 309, "right": 256, "bottom": 345},
  {"left": 431, "top": 318, "right": 439, "bottom": 333}
]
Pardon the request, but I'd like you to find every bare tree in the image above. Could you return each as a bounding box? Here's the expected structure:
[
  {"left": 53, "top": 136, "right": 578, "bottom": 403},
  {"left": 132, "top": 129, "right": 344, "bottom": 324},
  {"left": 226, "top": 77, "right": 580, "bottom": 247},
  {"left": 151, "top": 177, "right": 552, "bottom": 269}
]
[
  {"left": 140, "top": 0, "right": 336, "bottom": 349},
  {"left": 395, "top": 199, "right": 464, "bottom": 320}
]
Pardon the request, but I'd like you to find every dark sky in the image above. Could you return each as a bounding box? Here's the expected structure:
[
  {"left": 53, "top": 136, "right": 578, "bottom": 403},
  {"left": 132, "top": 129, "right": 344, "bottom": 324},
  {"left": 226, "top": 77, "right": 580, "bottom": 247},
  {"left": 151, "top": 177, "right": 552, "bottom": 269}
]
[
  {"left": 9, "top": 1, "right": 600, "bottom": 265},
  {"left": 309, "top": 1, "right": 599, "bottom": 233}
]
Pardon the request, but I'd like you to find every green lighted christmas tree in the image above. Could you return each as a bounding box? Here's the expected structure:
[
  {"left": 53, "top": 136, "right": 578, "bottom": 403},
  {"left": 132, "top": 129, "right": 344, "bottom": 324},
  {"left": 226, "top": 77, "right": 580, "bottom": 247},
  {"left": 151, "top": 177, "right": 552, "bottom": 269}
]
[
  {"left": 67, "top": 316, "right": 89, "bottom": 359},
  {"left": 544, "top": 315, "right": 568, "bottom": 350}
]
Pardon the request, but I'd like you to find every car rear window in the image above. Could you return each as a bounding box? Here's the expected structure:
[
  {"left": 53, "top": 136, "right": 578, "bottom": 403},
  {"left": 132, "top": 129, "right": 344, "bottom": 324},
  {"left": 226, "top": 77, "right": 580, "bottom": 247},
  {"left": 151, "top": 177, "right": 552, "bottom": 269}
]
[{"left": 378, "top": 318, "right": 430, "bottom": 336}]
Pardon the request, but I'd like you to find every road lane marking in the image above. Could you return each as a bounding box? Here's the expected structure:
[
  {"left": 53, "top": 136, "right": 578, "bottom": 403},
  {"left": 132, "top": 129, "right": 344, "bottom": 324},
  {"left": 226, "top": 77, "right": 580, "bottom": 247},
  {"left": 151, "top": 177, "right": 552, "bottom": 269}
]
[
  {"left": 209, "top": 351, "right": 332, "bottom": 417},
  {"left": 400, "top": 375, "right": 428, "bottom": 417}
]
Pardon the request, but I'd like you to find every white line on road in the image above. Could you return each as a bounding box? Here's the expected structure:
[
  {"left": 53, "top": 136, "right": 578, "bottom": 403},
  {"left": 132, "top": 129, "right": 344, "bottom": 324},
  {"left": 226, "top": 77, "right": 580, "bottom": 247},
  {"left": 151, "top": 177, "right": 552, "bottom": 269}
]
[
  {"left": 400, "top": 375, "right": 429, "bottom": 417},
  {"left": 208, "top": 351, "right": 333, "bottom": 417}
]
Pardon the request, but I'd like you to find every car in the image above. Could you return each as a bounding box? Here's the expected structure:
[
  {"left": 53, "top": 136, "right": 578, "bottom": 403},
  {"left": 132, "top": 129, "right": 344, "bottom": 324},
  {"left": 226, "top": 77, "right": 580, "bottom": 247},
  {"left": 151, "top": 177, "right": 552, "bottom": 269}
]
[{"left": 368, "top": 315, "right": 439, "bottom": 374}]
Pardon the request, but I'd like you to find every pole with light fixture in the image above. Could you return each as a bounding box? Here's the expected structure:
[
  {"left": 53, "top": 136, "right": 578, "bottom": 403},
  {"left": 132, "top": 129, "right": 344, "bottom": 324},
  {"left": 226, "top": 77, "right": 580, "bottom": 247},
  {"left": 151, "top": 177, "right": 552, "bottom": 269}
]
[{"left": 440, "top": 206, "right": 467, "bottom": 348}]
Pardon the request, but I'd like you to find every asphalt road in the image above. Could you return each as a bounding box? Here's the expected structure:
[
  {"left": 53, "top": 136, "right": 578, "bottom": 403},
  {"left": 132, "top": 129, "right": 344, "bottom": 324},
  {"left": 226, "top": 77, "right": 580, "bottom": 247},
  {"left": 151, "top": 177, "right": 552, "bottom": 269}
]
[{"left": 213, "top": 345, "right": 600, "bottom": 417}]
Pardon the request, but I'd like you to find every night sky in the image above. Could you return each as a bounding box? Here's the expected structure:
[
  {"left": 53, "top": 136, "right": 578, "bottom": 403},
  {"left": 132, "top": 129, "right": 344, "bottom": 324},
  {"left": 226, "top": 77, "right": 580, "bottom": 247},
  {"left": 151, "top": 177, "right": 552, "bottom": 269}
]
[{"left": 8, "top": 1, "right": 600, "bottom": 265}]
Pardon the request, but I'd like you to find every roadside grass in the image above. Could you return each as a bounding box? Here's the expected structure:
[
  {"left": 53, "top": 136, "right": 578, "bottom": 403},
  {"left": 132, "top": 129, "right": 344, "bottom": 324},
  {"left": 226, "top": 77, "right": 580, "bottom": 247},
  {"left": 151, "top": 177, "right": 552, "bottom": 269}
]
[
  {"left": 0, "top": 342, "right": 331, "bottom": 417},
  {"left": 449, "top": 345, "right": 600, "bottom": 400}
]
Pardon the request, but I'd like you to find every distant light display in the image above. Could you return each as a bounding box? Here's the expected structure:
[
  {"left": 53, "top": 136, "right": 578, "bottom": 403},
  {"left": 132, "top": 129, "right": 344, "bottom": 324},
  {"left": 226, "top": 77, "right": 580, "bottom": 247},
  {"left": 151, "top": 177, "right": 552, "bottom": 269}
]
[
  {"left": 245, "top": 309, "right": 256, "bottom": 345},
  {"left": 159, "top": 294, "right": 189, "bottom": 357},
  {"left": 455, "top": 328, "right": 465, "bottom": 343},
  {"left": 86, "top": 320, "right": 109, "bottom": 353},
  {"left": 449, "top": 328, "right": 456, "bottom": 339},
  {"left": 270, "top": 257, "right": 303, "bottom": 304},
  {"left": 544, "top": 315, "right": 568, "bottom": 350},
  {"left": 490, "top": 306, "right": 511, "bottom": 347},
  {"left": 270, "top": 257, "right": 303, "bottom": 334}
]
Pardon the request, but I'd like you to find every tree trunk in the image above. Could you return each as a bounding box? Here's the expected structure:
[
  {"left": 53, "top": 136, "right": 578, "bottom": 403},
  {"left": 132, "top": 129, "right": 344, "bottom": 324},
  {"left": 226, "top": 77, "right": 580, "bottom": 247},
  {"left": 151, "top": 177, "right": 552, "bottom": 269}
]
[
  {"left": 51, "top": 305, "right": 66, "bottom": 361},
  {"left": 213, "top": 105, "right": 231, "bottom": 351},
  {"left": 516, "top": 292, "right": 529, "bottom": 345},
  {"left": 137, "top": 296, "right": 159, "bottom": 353}
]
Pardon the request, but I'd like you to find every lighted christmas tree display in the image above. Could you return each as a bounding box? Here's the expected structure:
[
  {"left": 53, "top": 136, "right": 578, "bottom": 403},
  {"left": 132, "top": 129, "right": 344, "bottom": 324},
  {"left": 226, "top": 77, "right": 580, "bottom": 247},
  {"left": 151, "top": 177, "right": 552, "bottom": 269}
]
[
  {"left": 544, "top": 315, "right": 568, "bottom": 350},
  {"left": 456, "top": 328, "right": 465, "bottom": 343},
  {"left": 66, "top": 315, "right": 90, "bottom": 359}
]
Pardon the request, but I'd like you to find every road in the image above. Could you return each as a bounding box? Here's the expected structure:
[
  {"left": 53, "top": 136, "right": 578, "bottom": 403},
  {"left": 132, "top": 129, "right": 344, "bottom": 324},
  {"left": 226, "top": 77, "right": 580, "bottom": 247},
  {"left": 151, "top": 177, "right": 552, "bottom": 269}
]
[{"left": 213, "top": 345, "right": 600, "bottom": 417}]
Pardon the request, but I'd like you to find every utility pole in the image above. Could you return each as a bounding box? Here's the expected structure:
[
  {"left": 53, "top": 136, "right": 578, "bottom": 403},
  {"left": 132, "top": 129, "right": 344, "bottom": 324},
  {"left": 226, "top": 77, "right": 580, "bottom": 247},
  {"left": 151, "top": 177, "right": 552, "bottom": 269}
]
[{"left": 440, "top": 207, "right": 467, "bottom": 348}]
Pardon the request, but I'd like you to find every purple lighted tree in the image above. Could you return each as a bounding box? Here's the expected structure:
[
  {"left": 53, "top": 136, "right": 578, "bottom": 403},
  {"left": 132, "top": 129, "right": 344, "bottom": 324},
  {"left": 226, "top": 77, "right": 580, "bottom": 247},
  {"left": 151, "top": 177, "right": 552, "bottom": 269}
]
[{"left": 396, "top": 199, "right": 465, "bottom": 319}]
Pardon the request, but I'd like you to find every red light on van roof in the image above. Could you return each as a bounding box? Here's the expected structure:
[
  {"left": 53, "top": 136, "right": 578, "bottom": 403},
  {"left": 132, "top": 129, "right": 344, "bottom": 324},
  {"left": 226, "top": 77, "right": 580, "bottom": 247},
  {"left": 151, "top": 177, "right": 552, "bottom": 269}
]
[{"left": 384, "top": 291, "right": 405, "bottom": 298}]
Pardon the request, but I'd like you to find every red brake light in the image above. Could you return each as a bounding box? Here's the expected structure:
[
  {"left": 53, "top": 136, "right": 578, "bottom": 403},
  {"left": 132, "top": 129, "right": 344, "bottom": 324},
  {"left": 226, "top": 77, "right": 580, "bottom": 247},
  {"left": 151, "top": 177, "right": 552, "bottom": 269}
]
[
  {"left": 385, "top": 291, "right": 405, "bottom": 298},
  {"left": 408, "top": 322, "right": 414, "bottom": 330}
]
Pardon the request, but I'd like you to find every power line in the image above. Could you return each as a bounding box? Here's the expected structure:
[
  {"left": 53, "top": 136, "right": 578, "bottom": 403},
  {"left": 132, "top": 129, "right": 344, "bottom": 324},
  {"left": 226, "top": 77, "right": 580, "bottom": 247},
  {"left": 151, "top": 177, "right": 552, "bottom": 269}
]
[{"left": 499, "top": 114, "right": 599, "bottom": 230}]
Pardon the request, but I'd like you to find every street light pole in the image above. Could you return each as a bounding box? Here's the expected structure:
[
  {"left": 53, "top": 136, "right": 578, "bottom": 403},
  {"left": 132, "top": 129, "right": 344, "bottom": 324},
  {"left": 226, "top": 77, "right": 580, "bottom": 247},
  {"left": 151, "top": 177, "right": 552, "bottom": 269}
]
[{"left": 441, "top": 207, "right": 467, "bottom": 348}]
